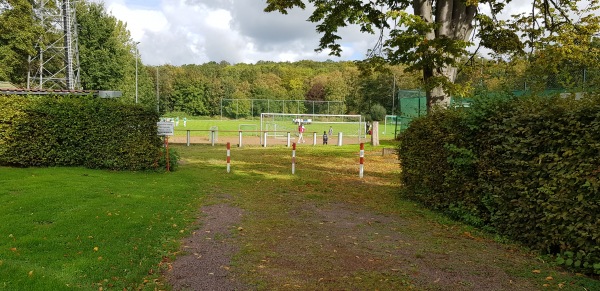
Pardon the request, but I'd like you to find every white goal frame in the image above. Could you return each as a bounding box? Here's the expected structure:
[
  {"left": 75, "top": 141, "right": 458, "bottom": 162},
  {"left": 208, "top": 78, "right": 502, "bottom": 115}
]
[{"left": 260, "top": 113, "right": 366, "bottom": 139}]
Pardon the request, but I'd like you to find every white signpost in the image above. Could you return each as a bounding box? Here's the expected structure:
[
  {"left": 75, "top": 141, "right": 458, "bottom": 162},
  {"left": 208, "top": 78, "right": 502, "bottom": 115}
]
[
  {"left": 157, "top": 121, "right": 174, "bottom": 172},
  {"left": 157, "top": 121, "right": 174, "bottom": 136}
]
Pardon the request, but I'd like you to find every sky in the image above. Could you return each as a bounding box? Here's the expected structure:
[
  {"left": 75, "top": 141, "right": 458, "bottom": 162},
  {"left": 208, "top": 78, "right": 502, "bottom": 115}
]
[{"left": 92, "top": 0, "right": 533, "bottom": 66}]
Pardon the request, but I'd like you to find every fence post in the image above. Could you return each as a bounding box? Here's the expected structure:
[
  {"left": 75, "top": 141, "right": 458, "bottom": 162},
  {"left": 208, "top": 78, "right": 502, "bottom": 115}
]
[
  {"left": 186, "top": 130, "right": 190, "bottom": 146},
  {"left": 211, "top": 130, "right": 215, "bottom": 146},
  {"left": 359, "top": 143, "right": 364, "bottom": 178},
  {"left": 287, "top": 132, "right": 291, "bottom": 147},
  {"left": 337, "top": 132, "right": 343, "bottom": 146},
  {"left": 238, "top": 131, "right": 243, "bottom": 148},
  {"left": 226, "top": 142, "right": 231, "bottom": 173},
  {"left": 263, "top": 132, "right": 268, "bottom": 147},
  {"left": 312, "top": 132, "right": 317, "bottom": 146}
]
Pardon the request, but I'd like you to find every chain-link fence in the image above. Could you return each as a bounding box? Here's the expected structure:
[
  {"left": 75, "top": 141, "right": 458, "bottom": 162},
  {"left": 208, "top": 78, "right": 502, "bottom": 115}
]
[{"left": 220, "top": 99, "right": 345, "bottom": 119}]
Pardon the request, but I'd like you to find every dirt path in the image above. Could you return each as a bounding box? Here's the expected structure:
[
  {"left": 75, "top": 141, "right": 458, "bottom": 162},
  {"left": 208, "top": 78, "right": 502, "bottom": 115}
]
[
  {"left": 166, "top": 199, "right": 542, "bottom": 290},
  {"left": 163, "top": 147, "right": 588, "bottom": 290},
  {"left": 166, "top": 203, "right": 246, "bottom": 290}
]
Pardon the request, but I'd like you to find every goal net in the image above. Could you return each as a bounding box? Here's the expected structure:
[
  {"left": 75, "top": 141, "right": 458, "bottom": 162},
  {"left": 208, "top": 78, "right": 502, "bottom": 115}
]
[{"left": 260, "top": 113, "right": 366, "bottom": 139}]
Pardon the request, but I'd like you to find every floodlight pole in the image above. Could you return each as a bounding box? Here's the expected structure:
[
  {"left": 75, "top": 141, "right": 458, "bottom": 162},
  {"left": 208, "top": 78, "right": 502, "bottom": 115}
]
[
  {"left": 392, "top": 74, "right": 396, "bottom": 116},
  {"left": 156, "top": 66, "right": 159, "bottom": 112},
  {"left": 135, "top": 41, "right": 140, "bottom": 104}
]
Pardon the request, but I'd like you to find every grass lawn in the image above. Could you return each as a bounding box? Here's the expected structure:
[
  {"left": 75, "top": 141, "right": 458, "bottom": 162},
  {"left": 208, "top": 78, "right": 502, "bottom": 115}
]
[
  {"left": 1, "top": 142, "right": 598, "bottom": 290},
  {"left": 167, "top": 117, "right": 399, "bottom": 140},
  {"left": 0, "top": 167, "right": 204, "bottom": 289}
]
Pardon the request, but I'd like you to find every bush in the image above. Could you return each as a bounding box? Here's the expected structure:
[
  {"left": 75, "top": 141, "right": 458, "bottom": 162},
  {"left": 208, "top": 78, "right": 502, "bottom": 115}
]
[
  {"left": 0, "top": 94, "right": 165, "bottom": 171},
  {"left": 369, "top": 103, "right": 387, "bottom": 121},
  {"left": 398, "top": 92, "right": 600, "bottom": 275}
]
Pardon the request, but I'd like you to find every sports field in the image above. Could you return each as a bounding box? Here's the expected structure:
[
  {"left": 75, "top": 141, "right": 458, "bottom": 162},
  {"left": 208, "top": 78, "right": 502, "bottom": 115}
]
[{"left": 164, "top": 117, "right": 399, "bottom": 145}]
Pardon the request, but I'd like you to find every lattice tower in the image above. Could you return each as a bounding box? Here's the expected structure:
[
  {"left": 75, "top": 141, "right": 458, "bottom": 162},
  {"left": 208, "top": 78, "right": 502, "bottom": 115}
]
[{"left": 28, "top": 0, "right": 81, "bottom": 90}]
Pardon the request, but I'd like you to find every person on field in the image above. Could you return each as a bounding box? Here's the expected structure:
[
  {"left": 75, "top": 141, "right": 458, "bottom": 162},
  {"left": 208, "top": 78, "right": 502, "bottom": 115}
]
[
  {"left": 328, "top": 126, "right": 333, "bottom": 137},
  {"left": 323, "top": 131, "right": 328, "bottom": 145},
  {"left": 183, "top": 117, "right": 187, "bottom": 127},
  {"left": 298, "top": 123, "right": 305, "bottom": 143}
]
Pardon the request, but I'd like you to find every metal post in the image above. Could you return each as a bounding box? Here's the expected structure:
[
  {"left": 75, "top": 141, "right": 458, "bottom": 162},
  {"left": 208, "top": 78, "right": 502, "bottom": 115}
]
[
  {"left": 292, "top": 143, "right": 296, "bottom": 174},
  {"left": 211, "top": 130, "right": 215, "bottom": 146},
  {"left": 186, "top": 130, "right": 190, "bottom": 146},
  {"left": 312, "top": 132, "right": 317, "bottom": 146},
  {"left": 135, "top": 41, "right": 140, "bottom": 104},
  {"left": 156, "top": 66, "right": 160, "bottom": 113},
  {"left": 287, "top": 132, "right": 291, "bottom": 147},
  {"left": 359, "top": 143, "right": 364, "bottom": 178},
  {"left": 263, "top": 132, "right": 268, "bottom": 147},
  {"left": 238, "top": 131, "right": 243, "bottom": 147},
  {"left": 226, "top": 142, "right": 231, "bottom": 173},
  {"left": 337, "top": 132, "right": 343, "bottom": 146}
]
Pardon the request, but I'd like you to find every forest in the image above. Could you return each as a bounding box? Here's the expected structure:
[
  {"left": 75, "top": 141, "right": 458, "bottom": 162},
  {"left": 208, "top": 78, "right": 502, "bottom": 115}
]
[{"left": 1, "top": 0, "right": 599, "bottom": 119}]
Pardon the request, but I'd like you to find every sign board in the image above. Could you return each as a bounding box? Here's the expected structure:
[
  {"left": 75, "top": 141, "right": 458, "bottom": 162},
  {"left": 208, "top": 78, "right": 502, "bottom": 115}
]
[
  {"left": 157, "top": 121, "right": 174, "bottom": 136},
  {"left": 98, "top": 91, "right": 122, "bottom": 98}
]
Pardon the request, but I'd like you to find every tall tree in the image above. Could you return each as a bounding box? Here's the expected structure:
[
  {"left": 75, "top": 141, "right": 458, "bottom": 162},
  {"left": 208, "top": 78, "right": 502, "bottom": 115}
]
[
  {"left": 265, "top": 0, "right": 596, "bottom": 112},
  {"left": 0, "top": 0, "right": 39, "bottom": 85}
]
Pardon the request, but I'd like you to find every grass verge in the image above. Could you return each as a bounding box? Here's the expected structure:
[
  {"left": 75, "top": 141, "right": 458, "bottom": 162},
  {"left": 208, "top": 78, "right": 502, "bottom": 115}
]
[{"left": 1, "top": 142, "right": 598, "bottom": 290}]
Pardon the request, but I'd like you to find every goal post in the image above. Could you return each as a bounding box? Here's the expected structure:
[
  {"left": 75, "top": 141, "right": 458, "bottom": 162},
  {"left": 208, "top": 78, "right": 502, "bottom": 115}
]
[{"left": 260, "top": 113, "right": 366, "bottom": 140}]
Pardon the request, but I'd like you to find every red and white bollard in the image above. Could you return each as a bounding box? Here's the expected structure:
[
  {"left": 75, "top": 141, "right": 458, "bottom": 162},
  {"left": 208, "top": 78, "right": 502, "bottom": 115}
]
[
  {"left": 226, "top": 142, "right": 231, "bottom": 173},
  {"left": 359, "top": 143, "right": 364, "bottom": 178},
  {"left": 292, "top": 142, "right": 296, "bottom": 174}
]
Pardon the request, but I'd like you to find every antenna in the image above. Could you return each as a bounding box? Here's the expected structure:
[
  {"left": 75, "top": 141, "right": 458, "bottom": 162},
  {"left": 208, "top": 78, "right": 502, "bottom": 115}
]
[{"left": 27, "top": 0, "right": 81, "bottom": 90}]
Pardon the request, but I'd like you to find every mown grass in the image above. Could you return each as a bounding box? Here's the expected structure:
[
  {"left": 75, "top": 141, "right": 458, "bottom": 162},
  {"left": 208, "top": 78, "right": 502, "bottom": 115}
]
[
  {"left": 167, "top": 118, "right": 398, "bottom": 139},
  {"left": 1, "top": 142, "right": 599, "bottom": 290},
  {"left": 0, "top": 167, "right": 205, "bottom": 290}
]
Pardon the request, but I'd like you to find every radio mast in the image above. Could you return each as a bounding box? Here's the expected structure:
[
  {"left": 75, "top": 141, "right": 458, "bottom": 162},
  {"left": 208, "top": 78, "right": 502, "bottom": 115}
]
[{"left": 28, "top": 0, "right": 81, "bottom": 90}]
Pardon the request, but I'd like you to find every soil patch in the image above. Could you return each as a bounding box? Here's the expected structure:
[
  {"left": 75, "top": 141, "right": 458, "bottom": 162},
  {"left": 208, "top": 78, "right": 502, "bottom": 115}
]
[{"left": 166, "top": 203, "right": 247, "bottom": 291}]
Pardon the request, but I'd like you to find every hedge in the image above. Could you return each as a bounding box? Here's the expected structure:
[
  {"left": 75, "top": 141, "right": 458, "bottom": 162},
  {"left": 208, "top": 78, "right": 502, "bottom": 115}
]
[
  {"left": 398, "top": 92, "right": 600, "bottom": 274},
  {"left": 0, "top": 94, "right": 164, "bottom": 171}
]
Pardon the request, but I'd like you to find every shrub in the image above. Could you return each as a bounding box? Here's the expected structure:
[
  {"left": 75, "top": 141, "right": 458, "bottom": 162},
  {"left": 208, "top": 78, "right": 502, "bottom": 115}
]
[
  {"left": 369, "top": 103, "right": 387, "bottom": 121},
  {"left": 0, "top": 94, "right": 165, "bottom": 171},
  {"left": 398, "top": 92, "right": 600, "bottom": 275}
]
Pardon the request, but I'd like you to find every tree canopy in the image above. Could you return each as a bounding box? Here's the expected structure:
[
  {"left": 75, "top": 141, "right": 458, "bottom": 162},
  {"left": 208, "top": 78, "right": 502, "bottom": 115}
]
[{"left": 265, "top": 0, "right": 600, "bottom": 111}]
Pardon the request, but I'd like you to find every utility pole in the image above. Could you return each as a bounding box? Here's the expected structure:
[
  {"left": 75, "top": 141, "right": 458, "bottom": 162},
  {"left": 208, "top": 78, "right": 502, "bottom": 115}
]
[
  {"left": 135, "top": 42, "right": 140, "bottom": 103},
  {"left": 28, "top": 0, "right": 81, "bottom": 90},
  {"left": 156, "top": 66, "right": 159, "bottom": 113}
]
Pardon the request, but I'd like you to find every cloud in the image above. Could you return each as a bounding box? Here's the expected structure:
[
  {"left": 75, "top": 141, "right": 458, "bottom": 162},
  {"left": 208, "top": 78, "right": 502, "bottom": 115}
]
[{"left": 94, "top": 0, "right": 540, "bottom": 65}]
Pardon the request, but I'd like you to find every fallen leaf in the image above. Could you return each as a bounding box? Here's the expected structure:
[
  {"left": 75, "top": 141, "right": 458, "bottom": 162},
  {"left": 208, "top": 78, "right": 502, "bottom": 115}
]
[
  {"left": 558, "top": 283, "right": 565, "bottom": 288},
  {"left": 545, "top": 276, "right": 553, "bottom": 281},
  {"left": 10, "top": 247, "right": 17, "bottom": 252},
  {"left": 28, "top": 271, "right": 33, "bottom": 277},
  {"left": 93, "top": 247, "right": 99, "bottom": 252},
  {"left": 532, "top": 270, "right": 541, "bottom": 274}
]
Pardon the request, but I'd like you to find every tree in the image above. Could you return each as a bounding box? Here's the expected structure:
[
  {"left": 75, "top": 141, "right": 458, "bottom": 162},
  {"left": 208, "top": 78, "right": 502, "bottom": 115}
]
[
  {"left": 264, "top": 0, "right": 596, "bottom": 112},
  {"left": 76, "top": 1, "right": 128, "bottom": 90},
  {"left": 0, "top": 0, "right": 39, "bottom": 85}
]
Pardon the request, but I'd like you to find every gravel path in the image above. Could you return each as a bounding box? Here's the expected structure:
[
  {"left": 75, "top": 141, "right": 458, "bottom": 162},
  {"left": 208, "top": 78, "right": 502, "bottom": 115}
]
[{"left": 167, "top": 204, "right": 248, "bottom": 291}]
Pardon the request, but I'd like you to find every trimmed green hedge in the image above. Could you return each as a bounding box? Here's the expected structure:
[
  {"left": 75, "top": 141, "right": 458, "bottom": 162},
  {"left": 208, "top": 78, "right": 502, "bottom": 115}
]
[
  {"left": 399, "top": 92, "right": 600, "bottom": 275},
  {"left": 0, "top": 94, "right": 164, "bottom": 170}
]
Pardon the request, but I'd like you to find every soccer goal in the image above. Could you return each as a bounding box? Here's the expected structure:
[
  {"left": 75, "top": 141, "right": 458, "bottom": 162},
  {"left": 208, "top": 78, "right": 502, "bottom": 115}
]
[
  {"left": 383, "top": 115, "right": 399, "bottom": 135},
  {"left": 260, "top": 113, "right": 366, "bottom": 139}
]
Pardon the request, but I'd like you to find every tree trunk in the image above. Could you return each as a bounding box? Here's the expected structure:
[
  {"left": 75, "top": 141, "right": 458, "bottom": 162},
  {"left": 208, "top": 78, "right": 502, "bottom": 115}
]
[
  {"left": 371, "top": 121, "right": 379, "bottom": 146},
  {"left": 413, "top": 0, "right": 477, "bottom": 112}
]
